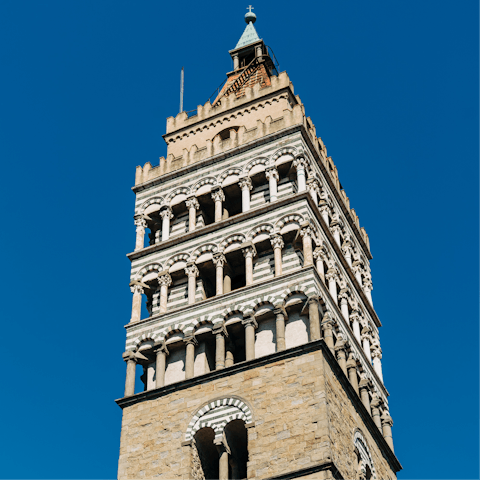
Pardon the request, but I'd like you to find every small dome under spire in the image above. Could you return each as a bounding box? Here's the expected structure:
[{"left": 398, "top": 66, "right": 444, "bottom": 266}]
[{"left": 245, "top": 5, "right": 256, "bottom": 24}]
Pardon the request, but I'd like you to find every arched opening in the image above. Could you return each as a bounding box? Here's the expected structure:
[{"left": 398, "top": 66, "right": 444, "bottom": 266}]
[
  {"left": 224, "top": 420, "right": 248, "bottom": 479},
  {"left": 193, "top": 427, "right": 218, "bottom": 480},
  {"left": 225, "top": 318, "right": 246, "bottom": 365}
]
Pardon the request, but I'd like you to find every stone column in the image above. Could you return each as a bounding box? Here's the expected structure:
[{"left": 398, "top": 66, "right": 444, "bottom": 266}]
[
  {"left": 242, "top": 315, "right": 258, "bottom": 361},
  {"left": 157, "top": 272, "right": 172, "bottom": 314},
  {"left": 134, "top": 215, "right": 147, "bottom": 251},
  {"left": 330, "top": 218, "right": 343, "bottom": 247},
  {"left": 242, "top": 243, "right": 256, "bottom": 286},
  {"left": 306, "top": 177, "right": 320, "bottom": 205},
  {"left": 213, "top": 324, "right": 227, "bottom": 370},
  {"left": 334, "top": 337, "right": 348, "bottom": 376},
  {"left": 225, "top": 340, "right": 235, "bottom": 367},
  {"left": 370, "top": 394, "right": 383, "bottom": 431},
  {"left": 342, "top": 237, "right": 354, "bottom": 267},
  {"left": 313, "top": 247, "right": 326, "bottom": 283},
  {"left": 325, "top": 268, "right": 338, "bottom": 303},
  {"left": 238, "top": 177, "right": 252, "bottom": 212},
  {"left": 160, "top": 207, "right": 173, "bottom": 242},
  {"left": 359, "top": 376, "right": 371, "bottom": 414},
  {"left": 350, "top": 310, "right": 362, "bottom": 343},
  {"left": 214, "top": 438, "right": 230, "bottom": 480},
  {"left": 372, "top": 346, "right": 383, "bottom": 382},
  {"left": 213, "top": 253, "right": 226, "bottom": 296},
  {"left": 352, "top": 261, "right": 363, "bottom": 286},
  {"left": 223, "top": 264, "right": 233, "bottom": 294},
  {"left": 299, "top": 223, "right": 314, "bottom": 266},
  {"left": 381, "top": 411, "right": 394, "bottom": 452},
  {"left": 363, "top": 276, "right": 373, "bottom": 305},
  {"left": 270, "top": 234, "right": 284, "bottom": 276},
  {"left": 184, "top": 336, "right": 197, "bottom": 379},
  {"left": 211, "top": 188, "right": 225, "bottom": 222},
  {"left": 123, "top": 351, "right": 136, "bottom": 397},
  {"left": 319, "top": 202, "right": 331, "bottom": 227},
  {"left": 346, "top": 353, "right": 359, "bottom": 394},
  {"left": 185, "top": 197, "right": 199, "bottom": 232},
  {"left": 185, "top": 263, "right": 199, "bottom": 305},
  {"left": 307, "top": 296, "right": 321, "bottom": 341},
  {"left": 361, "top": 324, "right": 372, "bottom": 363},
  {"left": 273, "top": 306, "right": 287, "bottom": 351},
  {"left": 265, "top": 167, "right": 279, "bottom": 202},
  {"left": 153, "top": 343, "right": 168, "bottom": 388},
  {"left": 339, "top": 293, "right": 349, "bottom": 322},
  {"left": 233, "top": 54, "right": 239, "bottom": 70},
  {"left": 321, "top": 311, "right": 335, "bottom": 353},
  {"left": 293, "top": 157, "right": 307, "bottom": 192},
  {"left": 130, "top": 284, "right": 144, "bottom": 323}
]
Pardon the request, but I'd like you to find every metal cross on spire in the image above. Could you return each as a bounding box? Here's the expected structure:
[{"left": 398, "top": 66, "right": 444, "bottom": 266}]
[{"left": 247, "top": 5, "right": 254, "bottom": 13}]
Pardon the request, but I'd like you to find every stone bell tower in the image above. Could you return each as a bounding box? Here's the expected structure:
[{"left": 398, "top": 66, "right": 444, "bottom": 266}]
[{"left": 117, "top": 8, "right": 402, "bottom": 480}]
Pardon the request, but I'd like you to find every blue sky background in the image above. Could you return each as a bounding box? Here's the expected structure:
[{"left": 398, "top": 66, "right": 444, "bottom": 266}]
[{"left": 0, "top": 1, "right": 478, "bottom": 478}]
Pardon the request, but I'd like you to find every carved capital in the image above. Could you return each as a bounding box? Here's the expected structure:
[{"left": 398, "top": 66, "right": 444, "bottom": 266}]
[
  {"left": 273, "top": 305, "right": 287, "bottom": 318},
  {"left": 184, "top": 263, "right": 199, "bottom": 278},
  {"left": 299, "top": 221, "right": 314, "bottom": 239},
  {"left": 238, "top": 176, "right": 253, "bottom": 191},
  {"left": 183, "top": 335, "right": 198, "bottom": 346},
  {"left": 270, "top": 234, "right": 284, "bottom": 250},
  {"left": 212, "top": 323, "right": 228, "bottom": 337},
  {"left": 211, "top": 188, "right": 225, "bottom": 203},
  {"left": 293, "top": 157, "right": 308, "bottom": 170},
  {"left": 242, "top": 315, "right": 258, "bottom": 329},
  {"left": 325, "top": 268, "right": 338, "bottom": 282},
  {"left": 134, "top": 215, "right": 147, "bottom": 229},
  {"left": 241, "top": 242, "right": 257, "bottom": 259},
  {"left": 212, "top": 253, "right": 227, "bottom": 268},
  {"left": 346, "top": 352, "right": 357, "bottom": 369},
  {"left": 371, "top": 347, "right": 382, "bottom": 359},
  {"left": 313, "top": 246, "right": 328, "bottom": 260},
  {"left": 185, "top": 197, "right": 200, "bottom": 210},
  {"left": 381, "top": 411, "right": 393, "bottom": 427},
  {"left": 153, "top": 342, "right": 169, "bottom": 356},
  {"left": 122, "top": 351, "right": 136, "bottom": 363},
  {"left": 157, "top": 273, "right": 172, "bottom": 288},
  {"left": 130, "top": 284, "right": 144, "bottom": 295},
  {"left": 321, "top": 311, "right": 335, "bottom": 328},
  {"left": 370, "top": 393, "right": 381, "bottom": 409},
  {"left": 265, "top": 167, "right": 279, "bottom": 181},
  {"left": 160, "top": 207, "right": 174, "bottom": 220}
]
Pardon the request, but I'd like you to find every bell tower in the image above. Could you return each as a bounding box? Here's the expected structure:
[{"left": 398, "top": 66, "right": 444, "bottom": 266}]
[{"left": 117, "top": 9, "right": 402, "bottom": 480}]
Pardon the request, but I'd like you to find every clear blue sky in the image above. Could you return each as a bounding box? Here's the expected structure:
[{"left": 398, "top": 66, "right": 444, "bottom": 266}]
[{"left": 0, "top": 1, "right": 478, "bottom": 478}]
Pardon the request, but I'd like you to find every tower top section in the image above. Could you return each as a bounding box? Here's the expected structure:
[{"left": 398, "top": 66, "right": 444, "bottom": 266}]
[{"left": 236, "top": 6, "right": 260, "bottom": 49}]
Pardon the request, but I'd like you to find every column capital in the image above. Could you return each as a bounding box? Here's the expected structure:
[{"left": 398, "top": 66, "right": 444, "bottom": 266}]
[
  {"left": 299, "top": 221, "right": 314, "bottom": 238},
  {"left": 370, "top": 393, "right": 382, "bottom": 409},
  {"left": 241, "top": 242, "right": 257, "bottom": 258},
  {"left": 185, "top": 196, "right": 200, "bottom": 210},
  {"left": 313, "top": 245, "right": 328, "bottom": 260},
  {"left": 306, "top": 176, "right": 320, "bottom": 189},
  {"left": 306, "top": 294, "right": 320, "bottom": 306},
  {"left": 238, "top": 176, "right": 253, "bottom": 191},
  {"left": 349, "top": 309, "right": 362, "bottom": 322},
  {"left": 242, "top": 315, "right": 258, "bottom": 329},
  {"left": 359, "top": 376, "right": 371, "bottom": 390},
  {"left": 185, "top": 263, "right": 199, "bottom": 277},
  {"left": 212, "top": 323, "right": 228, "bottom": 337},
  {"left": 134, "top": 215, "right": 148, "bottom": 228},
  {"left": 265, "top": 167, "right": 279, "bottom": 181},
  {"left": 346, "top": 352, "right": 357, "bottom": 369},
  {"left": 381, "top": 410, "right": 394, "bottom": 427},
  {"left": 157, "top": 272, "right": 172, "bottom": 287},
  {"left": 153, "top": 342, "right": 169, "bottom": 355},
  {"left": 363, "top": 277, "right": 373, "bottom": 291},
  {"left": 325, "top": 268, "right": 338, "bottom": 282},
  {"left": 122, "top": 351, "right": 136, "bottom": 362},
  {"left": 334, "top": 336, "right": 347, "bottom": 351},
  {"left": 270, "top": 234, "right": 284, "bottom": 250},
  {"left": 183, "top": 335, "right": 198, "bottom": 346},
  {"left": 160, "top": 207, "right": 174, "bottom": 220},
  {"left": 371, "top": 347, "right": 382, "bottom": 359},
  {"left": 212, "top": 253, "right": 227, "bottom": 267},
  {"left": 293, "top": 156, "right": 308, "bottom": 170},
  {"left": 273, "top": 305, "right": 287, "bottom": 317},
  {"left": 130, "top": 284, "right": 144, "bottom": 295},
  {"left": 321, "top": 311, "right": 336, "bottom": 328},
  {"left": 211, "top": 188, "right": 225, "bottom": 203}
]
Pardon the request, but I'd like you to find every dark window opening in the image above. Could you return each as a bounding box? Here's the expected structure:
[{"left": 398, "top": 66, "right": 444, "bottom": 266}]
[
  {"left": 194, "top": 428, "right": 219, "bottom": 480},
  {"left": 225, "top": 420, "right": 248, "bottom": 479},
  {"left": 225, "top": 249, "right": 246, "bottom": 292},
  {"left": 226, "top": 322, "right": 246, "bottom": 364},
  {"left": 197, "top": 192, "right": 215, "bottom": 226},
  {"left": 197, "top": 260, "right": 216, "bottom": 299}
]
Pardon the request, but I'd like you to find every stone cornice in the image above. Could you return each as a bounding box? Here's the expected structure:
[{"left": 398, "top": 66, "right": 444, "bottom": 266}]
[
  {"left": 115, "top": 339, "right": 402, "bottom": 473},
  {"left": 263, "top": 461, "right": 340, "bottom": 480}
]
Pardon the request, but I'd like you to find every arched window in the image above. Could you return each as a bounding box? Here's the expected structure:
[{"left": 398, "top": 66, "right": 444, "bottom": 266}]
[{"left": 354, "top": 430, "right": 376, "bottom": 479}]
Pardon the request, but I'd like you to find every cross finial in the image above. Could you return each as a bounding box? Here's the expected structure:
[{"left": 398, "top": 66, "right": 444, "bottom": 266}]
[{"left": 247, "top": 5, "right": 254, "bottom": 13}]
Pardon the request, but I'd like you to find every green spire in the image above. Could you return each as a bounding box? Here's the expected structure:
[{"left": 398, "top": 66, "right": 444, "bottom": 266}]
[{"left": 235, "top": 6, "right": 260, "bottom": 49}]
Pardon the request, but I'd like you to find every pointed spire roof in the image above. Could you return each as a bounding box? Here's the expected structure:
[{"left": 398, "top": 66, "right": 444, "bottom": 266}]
[{"left": 235, "top": 6, "right": 261, "bottom": 49}]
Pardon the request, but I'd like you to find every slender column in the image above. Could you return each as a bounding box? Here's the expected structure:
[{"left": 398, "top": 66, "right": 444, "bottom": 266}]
[
  {"left": 265, "top": 167, "right": 279, "bottom": 202},
  {"left": 225, "top": 340, "right": 235, "bottom": 367},
  {"left": 160, "top": 207, "right": 173, "bottom": 242},
  {"left": 293, "top": 157, "right": 307, "bottom": 192},
  {"left": 270, "top": 234, "right": 284, "bottom": 276},
  {"left": 211, "top": 188, "right": 225, "bottom": 222},
  {"left": 342, "top": 236, "right": 354, "bottom": 267},
  {"left": 319, "top": 204, "right": 331, "bottom": 226},
  {"left": 185, "top": 263, "right": 199, "bottom": 305},
  {"left": 339, "top": 293, "right": 349, "bottom": 322},
  {"left": 242, "top": 243, "right": 256, "bottom": 286},
  {"left": 350, "top": 310, "right": 362, "bottom": 343},
  {"left": 130, "top": 284, "right": 144, "bottom": 323},
  {"left": 213, "top": 253, "right": 226, "bottom": 296},
  {"left": 238, "top": 177, "right": 252, "bottom": 212},
  {"left": 306, "top": 177, "right": 320, "bottom": 205},
  {"left": 214, "top": 438, "right": 230, "bottom": 480},
  {"left": 223, "top": 264, "right": 232, "bottom": 294},
  {"left": 307, "top": 296, "right": 321, "bottom": 341},
  {"left": 313, "top": 247, "right": 326, "bottom": 283},
  {"left": 372, "top": 346, "right": 383, "bottom": 381},
  {"left": 363, "top": 276, "right": 373, "bottom": 305},
  {"left": 359, "top": 376, "right": 371, "bottom": 414},
  {"left": 370, "top": 394, "right": 383, "bottom": 431},
  {"left": 242, "top": 315, "right": 258, "bottom": 361},
  {"left": 123, "top": 352, "right": 136, "bottom": 397},
  {"left": 157, "top": 272, "right": 172, "bottom": 314},
  {"left": 346, "top": 353, "right": 359, "bottom": 394},
  {"left": 361, "top": 324, "right": 372, "bottom": 363},
  {"left": 381, "top": 411, "right": 394, "bottom": 452},
  {"left": 352, "top": 261, "right": 363, "bottom": 286},
  {"left": 233, "top": 53, "right": 239, "bottom": 70},
  {"left": 153, "top": 343, "right": 168, "bottom": 388},
  {"left": 213, "top": 324, "right": 227, "bottom": 370},
  {"left": 325, "top": 268, "right": 338, "bottom": 303},
  {"left": 273, "top": 306, "right": 287, "bottom": 351},
  {"left": 134, "top": 216, "right": 147, "bottom": 251},
  {"left": 185, "top": 197, "right": 199, "bottom": 232},
  {"left": 184, "top": 336, "right": 197, "bottom": 379},
  {"left": 334, "top": 336, "right": 348, "bottom": 376},
  {"left": 299, "top": 223, "right": 314, "bottom": 266},
  {"left": 330, "top": 217, "right": 343, "bottom": 247},
  {"left": 321, "top": 311, "right": 335, "bottom": 353}
]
